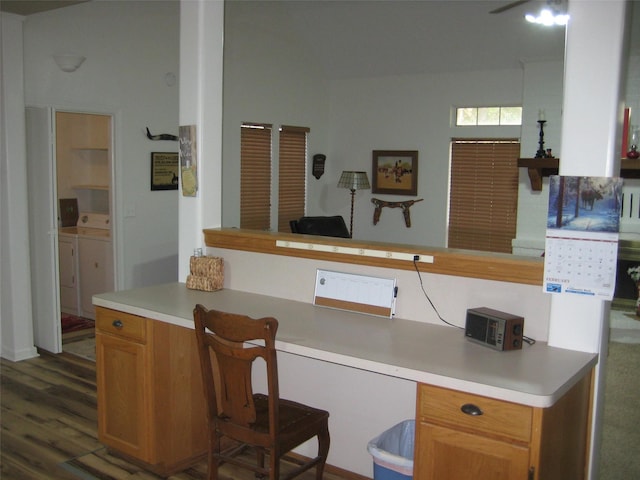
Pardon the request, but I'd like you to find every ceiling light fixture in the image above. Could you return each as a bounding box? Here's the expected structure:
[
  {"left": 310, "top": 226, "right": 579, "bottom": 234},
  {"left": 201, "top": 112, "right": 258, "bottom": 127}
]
[
  {"left": 525, "top": 0, "right": 569, "bottom": 26},
  {"left": 53, "top": 54, "right": 86, "bottom": 72}
]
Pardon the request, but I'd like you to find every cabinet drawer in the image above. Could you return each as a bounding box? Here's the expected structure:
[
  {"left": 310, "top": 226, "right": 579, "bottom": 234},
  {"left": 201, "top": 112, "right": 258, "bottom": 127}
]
[
  {"left": 96, "top": 307, "right": 147, "bottom": 343},
  {"left": 417, "top": 384, "right": 533, "bottom": 443}
]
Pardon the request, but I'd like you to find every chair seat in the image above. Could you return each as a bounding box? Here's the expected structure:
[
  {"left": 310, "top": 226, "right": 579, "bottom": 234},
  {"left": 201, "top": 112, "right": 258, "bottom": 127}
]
[{"left": 251, "top": 394, "right": 330, "bottom": 434}]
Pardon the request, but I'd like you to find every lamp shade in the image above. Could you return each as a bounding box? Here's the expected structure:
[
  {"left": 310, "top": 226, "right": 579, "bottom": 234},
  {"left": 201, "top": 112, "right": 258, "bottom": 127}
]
[{"left": 338, "top": 171, "right": 370, "bottom": 190}]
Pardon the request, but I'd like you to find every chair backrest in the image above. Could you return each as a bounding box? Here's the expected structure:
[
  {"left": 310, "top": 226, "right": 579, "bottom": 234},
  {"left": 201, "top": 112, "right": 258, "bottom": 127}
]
[
  {"left": 290, "top": 215, "right": 350, "bottom": 238},
  {"left": 193, "top": 304, "right": 280, "bottom": 436}
]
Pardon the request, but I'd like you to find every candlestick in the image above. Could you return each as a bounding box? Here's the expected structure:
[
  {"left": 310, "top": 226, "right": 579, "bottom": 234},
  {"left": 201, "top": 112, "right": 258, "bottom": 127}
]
[{"left": 535, "top": 120, "right": 547, "bottom": 158}]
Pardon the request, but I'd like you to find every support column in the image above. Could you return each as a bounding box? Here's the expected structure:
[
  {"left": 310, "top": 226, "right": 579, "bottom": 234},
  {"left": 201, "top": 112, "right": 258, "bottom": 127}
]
[
  {"left": 178, "top": 0, "right": 224, "bottom": 280},
  {"left": 549, "top": 1, "right": 630, "bottom": 478}
]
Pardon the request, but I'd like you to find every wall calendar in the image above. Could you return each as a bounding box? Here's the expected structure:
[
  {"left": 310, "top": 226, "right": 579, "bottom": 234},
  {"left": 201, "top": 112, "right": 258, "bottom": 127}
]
[{"left": 543, "top": 176, "right": 623, "bottom": 300}]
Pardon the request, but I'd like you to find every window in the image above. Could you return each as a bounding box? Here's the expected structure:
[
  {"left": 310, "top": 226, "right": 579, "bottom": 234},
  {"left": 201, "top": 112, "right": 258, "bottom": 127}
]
[
  {"left": 240, "top": 123, "right": 272, "bottom": 230},
  {"left": 455, "top": 106, "right": 522, "bottom": 126},
  {"left": 278, "top": 126, "right": 309, "bottom": 233},
  {"left": 448, "top": 139, "right": 520, "bottom": 254},
  {"left": 240, "top": 123, "right": 309, "bottom": 232}
]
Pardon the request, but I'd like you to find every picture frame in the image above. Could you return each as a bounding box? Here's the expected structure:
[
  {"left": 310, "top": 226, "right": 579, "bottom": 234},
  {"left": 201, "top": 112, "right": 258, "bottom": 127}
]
[
  {"left": 150, "top": 152, "right": 179, "bottom": 191},
  {"left": 371, "top": 150, "right": 418, "bottom": 195}
]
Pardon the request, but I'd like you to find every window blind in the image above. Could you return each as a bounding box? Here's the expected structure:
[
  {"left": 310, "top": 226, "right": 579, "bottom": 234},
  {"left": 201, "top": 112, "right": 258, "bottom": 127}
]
[
  {"left": 278, "top": 126, "right": 309, "bottom": 233},
  {"left": 448, "top": 139, "right": 520, "bottom": 254},
  {"left": 240, "top": 123, "right": 272, "bottom": 230}
]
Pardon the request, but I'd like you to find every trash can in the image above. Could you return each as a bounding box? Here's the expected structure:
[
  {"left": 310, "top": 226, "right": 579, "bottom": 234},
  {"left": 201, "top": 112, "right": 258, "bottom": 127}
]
[{"left": 367, "top": 419, "right": 415, "bottom": 480}]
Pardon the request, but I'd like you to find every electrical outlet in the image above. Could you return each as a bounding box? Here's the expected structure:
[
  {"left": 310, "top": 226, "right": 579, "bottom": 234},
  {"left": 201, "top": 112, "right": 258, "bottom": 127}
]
[{"left": 124, "top": 204, "right": 136, "bottom": 218}]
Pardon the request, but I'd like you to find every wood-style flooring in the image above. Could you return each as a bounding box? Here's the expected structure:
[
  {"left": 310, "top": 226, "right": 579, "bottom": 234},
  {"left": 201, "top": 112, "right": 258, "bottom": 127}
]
[{"left": 0, "top": 349, "right": 360, "bottom": 480}]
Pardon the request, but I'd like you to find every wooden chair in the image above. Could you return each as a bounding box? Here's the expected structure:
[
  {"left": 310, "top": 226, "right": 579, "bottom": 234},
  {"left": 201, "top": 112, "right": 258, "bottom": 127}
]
[{"left": 193, "top": 304, "right": 330, "bottom": 480}]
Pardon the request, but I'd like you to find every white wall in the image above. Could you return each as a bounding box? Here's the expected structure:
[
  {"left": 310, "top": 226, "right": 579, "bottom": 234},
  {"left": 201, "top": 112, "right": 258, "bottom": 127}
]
[
  {"left": 210, "top": 248, "right": 551, "bottom": 341},
  {"left": 324, "top": 69, "right": 523, "bottom": 245},
  {"left": 221, "top": 0, "right": 331, "bottom": 229},
  {"left": 513, "top": 60, "right": 564, "bottom": 255},
  {"left": 178, "top": 0, "right": 224, "bottom": 281},
  {"left": 22, "top": 0, "right": 180, "bottom": 290},
  {"left": 1, "top": 13, "right": 39, "bottom": 361}
]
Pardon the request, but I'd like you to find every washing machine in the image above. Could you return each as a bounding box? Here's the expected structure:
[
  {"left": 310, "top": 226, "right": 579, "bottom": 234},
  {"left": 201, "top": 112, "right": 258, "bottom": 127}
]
[
  {"left": 58, "top": 229, "right": 80, "bottom": 315},
  {"left": 59, "top": 212, "right": 113, "bottom": 320}
]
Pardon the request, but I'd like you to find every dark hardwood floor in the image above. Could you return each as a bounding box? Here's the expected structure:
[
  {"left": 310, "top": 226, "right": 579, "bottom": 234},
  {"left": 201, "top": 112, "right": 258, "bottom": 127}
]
[{"left": 1, "top": 349, "right": 359, "bottom": 480}]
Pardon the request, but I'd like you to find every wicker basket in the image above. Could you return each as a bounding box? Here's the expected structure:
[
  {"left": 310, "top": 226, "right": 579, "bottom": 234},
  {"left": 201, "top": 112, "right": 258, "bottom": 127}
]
[{"left": 186, "top": 256, "right": 224, "bottom": 292}]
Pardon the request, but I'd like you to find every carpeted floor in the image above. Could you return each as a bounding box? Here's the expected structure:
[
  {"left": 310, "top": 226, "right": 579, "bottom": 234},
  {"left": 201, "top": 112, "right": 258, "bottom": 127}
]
[
  {"left": 599, "top": 340, "right": 640, "bottom": 479},
  {"left": 62, "top": 313, "right": 95, "bottom": 361}
]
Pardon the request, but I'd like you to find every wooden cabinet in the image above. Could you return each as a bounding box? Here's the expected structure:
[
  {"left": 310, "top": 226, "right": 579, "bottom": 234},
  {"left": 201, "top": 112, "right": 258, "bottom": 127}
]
[
  {"left": 95, "top": 307, "right": 208, "bottom": 476},
  {"left": 55, "top": 111, "right": 111, "bottom": 201},
  {"left": 414, "top": 375, "right": 592, "bottom": 480},
  {"left": 57, "top": 111, "right": 110, "bottom": 150}
]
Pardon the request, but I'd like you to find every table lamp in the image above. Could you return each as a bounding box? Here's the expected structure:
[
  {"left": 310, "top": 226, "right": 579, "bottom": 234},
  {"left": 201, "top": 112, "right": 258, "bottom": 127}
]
[{"left": 338, "top": 171, "right": 370, "bottom": 238}]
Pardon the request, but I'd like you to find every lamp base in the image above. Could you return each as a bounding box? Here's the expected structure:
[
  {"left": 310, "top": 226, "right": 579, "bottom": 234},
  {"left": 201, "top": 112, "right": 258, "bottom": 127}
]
[{"left": 348, "top": 189, "right": 355, "bottom": 238}]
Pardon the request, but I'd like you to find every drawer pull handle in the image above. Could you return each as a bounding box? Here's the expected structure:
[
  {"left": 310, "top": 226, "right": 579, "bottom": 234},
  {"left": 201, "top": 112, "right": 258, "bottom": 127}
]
[
  {"left": 112, "top": 319, "right": 123, "bottom": 328},
  {"left": 461, "top": 403, "right": 483, "bottom": 416}
]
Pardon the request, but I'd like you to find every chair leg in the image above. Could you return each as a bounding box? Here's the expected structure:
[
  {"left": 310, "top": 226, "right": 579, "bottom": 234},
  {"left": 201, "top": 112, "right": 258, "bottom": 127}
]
[
  {"left": 208, "top": 431, "right": 221, "bottom": 480},
  {"left": 256, "top": 447, "right": 265, "bottom": 469},
  {"left": 269, "top": 449, "right": 280, "bottom": 480},
  {"left": 255, "top": 447, "right": 265, "bottom": 479},
  {"left": 316, "top": 422, "right": 331, "bottom": 480}
]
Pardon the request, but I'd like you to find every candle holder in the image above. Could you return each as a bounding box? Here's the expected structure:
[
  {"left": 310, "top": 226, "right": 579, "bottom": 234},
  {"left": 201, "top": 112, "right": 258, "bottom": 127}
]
[{"left": 535, "top": 120, "right": 547, "bottom": 158}]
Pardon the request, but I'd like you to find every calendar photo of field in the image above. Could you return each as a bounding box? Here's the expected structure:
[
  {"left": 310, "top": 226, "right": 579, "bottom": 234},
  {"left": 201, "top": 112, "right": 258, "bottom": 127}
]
[{"left": 371, "top": 150, "right": 418, "bottom": 195}]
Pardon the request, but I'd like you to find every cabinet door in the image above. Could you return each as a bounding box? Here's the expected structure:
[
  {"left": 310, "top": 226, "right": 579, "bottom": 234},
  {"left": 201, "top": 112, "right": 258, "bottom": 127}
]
[
  {"left": 58, "top": 238, "right": 79, "bottom": 314},
  {"left": 415, "top": 421, "right": 531, "bottom": 480},
  {"left": 58, "top": 239, "right": 76, "bottom": 288},
  {"left": 79, "top": 238, "right": 114, "bottom": 319},
  {"left": 96, "top": 332, "right": 150, "bottom": 462}
]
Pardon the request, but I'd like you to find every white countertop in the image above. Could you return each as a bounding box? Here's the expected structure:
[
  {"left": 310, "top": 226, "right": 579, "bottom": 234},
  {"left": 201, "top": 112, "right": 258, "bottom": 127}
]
[{"left": 93, "top": 282, "right": 597, "bottom": 408}]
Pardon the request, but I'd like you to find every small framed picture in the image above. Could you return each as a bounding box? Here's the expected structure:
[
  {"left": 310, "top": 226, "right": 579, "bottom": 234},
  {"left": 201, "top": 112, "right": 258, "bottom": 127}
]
[
  {"left": 371, "top": 150, "right": 418, "bottom": 195},
  {"left": 150, "top": 152, "right": 179, "bottom": 191}
]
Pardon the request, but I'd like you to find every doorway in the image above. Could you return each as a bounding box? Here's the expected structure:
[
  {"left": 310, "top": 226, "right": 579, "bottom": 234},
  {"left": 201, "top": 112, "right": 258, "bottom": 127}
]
[
  {"left": 26, "top": 107, "right": 116, "bottom": 354},
  {"left": 55, "top": 111, "right": 114, "bottom": 322}
]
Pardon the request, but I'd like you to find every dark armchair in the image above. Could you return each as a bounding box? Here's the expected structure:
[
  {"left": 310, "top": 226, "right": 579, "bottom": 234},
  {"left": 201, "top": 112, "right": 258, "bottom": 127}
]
[{"left": 289, "top": 215, "right": 350, "bottom": 238}]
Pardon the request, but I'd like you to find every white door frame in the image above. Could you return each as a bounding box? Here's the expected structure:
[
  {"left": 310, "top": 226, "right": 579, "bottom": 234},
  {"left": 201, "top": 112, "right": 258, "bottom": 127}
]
[{"left": 26, "top": 105, "right": 117, "bottom": 353}]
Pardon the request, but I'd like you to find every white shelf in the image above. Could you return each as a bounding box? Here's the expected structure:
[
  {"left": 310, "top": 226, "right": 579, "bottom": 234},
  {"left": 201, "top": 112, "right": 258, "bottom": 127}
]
[{"left": 72, "top": 184, "right": 109, "bottom": 191}]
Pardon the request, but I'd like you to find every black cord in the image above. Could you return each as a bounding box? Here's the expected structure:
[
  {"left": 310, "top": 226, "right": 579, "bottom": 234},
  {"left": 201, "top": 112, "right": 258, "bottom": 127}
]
[
  {"left": 413, "top": 259, "right": 464, "bottom": 330},
  {"left": 412, "top": 259, "right": 537, "bottom": 345}
]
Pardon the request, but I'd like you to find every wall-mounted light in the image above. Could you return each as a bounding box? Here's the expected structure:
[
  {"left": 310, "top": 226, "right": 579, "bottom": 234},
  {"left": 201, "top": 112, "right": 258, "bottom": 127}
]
[{"left": 53, "top": 54, "right": 86, "bottom": 72}]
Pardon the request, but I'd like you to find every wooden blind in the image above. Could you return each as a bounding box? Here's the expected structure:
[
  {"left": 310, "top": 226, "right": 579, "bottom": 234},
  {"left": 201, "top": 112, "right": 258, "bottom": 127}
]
[
  {"left": 240, "top": 123, "right": 272, "bottom": 230},
  {"left": 277, "top": 126, "right": 309, "bottom": 233},
  {"left": 448, "top": 139, "right": 520, "bottom": 253}
]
